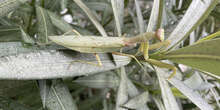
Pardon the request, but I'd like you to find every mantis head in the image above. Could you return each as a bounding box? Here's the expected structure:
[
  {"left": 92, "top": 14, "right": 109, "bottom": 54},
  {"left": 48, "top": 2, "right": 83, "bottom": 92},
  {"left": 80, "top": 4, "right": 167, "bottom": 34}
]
[{"left": 155, "top": 28, "right": 164, "bottom": 42}]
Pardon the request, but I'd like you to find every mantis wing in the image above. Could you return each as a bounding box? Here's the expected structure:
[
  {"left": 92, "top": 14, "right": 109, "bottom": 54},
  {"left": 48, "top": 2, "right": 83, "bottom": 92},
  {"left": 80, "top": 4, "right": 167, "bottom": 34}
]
[{"left": 48, "top": 35, "right": 125, "bottom": 53}]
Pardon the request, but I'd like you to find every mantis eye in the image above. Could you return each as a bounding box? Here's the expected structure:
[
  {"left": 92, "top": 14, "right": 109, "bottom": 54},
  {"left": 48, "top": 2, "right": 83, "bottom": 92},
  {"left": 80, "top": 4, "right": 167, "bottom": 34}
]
[{"left": 155, "top": 28, "right": 164, "bottom": 42}]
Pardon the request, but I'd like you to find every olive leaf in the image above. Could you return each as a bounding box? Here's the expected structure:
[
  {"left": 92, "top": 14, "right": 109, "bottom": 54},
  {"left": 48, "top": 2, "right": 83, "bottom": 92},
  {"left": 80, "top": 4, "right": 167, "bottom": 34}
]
[
  {"left": 45, "top": 79, "right": 78, "bottom": 110},
  {"left": 36, "top": 6, "right": 55, "bottom": 44},
  {"left": 164, "top": 38, "right": 220, "bottom": 77}
]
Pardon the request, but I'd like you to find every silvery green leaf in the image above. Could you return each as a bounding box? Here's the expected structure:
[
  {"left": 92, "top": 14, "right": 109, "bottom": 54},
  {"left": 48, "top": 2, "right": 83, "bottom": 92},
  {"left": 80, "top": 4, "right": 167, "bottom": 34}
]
[
  {"left": 168, "top": 78, "right": 214, "bottom": 110},
  {"left": 152, "top": 96, "right": 165, "bottom": 110},
  {"left": 147, "top": 0, "right": 163, "bottom": 31},
  {"left": 126, "top": 73, "right": 150, "bottom": 110},
  {"left": 68, "top": 1, "right": 111, "bottom": 12},
  {"left": 86, "top": 2, "right": 111, "bottom": 11},
  {"left": 73, "top": 0, "right": 107, "bottom": 36},
  {"left": 20, "top": 27, "right": 35, "bottom": 44},
  {"left": 0, "top": 42, "right": 64, "bottom": 57},
  {"left": 45, "top": 79, "right": 78, "bottom": 110},
  {"left": 38, "top": 80, "right": 51, "bottom": 108},
  {"left": 156, "top": 67, "right": 180, "bottom": 110},
  {"left": 60, "top": 0, "right": 68, "bottom": 11},
  {"left": 0, "top": 50, "right": 130, "bottom": 79},
  {"left": 135, "top": 0, "right": 145, "bottom": 33},
  {"left": 123, "top": 91, "right": 149, "bottom": 109},
  {"left": 47, "top": 10, "right": 75, "bottom": 35},
  {"left": 36, "top": 6, "right": 55, "bottom": 44},
  {"left": 162, "top": 72, "right": 214, "bottom": 110},
  {"left": 184, "top": 72, "right": 214, "bottom": 90},
  {"left": 0, "top": 0, "right": 28, "bottom": 17},
  {"left": 74, "top": 71, "right": 119, "bottom": 89},
  {"left": 48, "top": 10, "right": 93, "bottom": 35},
  {"left": 111, "top": 0, "right": 124, "bottom": 36},
  {"left": 116, "top": 67, "right": 128, "bottom": 110},
  {"left": 167, "top": 0, "right": 219, "bottom": 50}
]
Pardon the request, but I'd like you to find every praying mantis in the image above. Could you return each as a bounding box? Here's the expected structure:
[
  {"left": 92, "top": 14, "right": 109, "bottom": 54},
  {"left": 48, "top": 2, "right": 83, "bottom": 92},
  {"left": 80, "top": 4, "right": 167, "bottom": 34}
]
[{"left": 48, "top": 29, "right": 176, "bottom": 79}]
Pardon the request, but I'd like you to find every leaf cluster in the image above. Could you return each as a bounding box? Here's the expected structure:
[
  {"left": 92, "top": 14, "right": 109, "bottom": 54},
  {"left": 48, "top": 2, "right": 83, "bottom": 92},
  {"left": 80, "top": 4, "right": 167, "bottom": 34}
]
[{"left": 0, "top": 0, "right": 219, "bottom": 110}]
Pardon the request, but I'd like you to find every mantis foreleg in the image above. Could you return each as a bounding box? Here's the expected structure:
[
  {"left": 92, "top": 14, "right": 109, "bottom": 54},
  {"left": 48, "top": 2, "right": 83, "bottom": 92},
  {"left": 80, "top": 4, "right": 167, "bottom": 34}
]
[
  {"left": 140, "top": 29, "right": 176, "bottom": 79},
  {"left": 145, "top": 59, "right": 176, "bottom": 79},
  {"left": 112, "top": 52, "right": 146, "bottom": 72},
  {"left": 68, "top": 58, "right": 102, "bottom": 69},
  {"left": 149, "top": 40, "right": 171, "bottom": 50}
]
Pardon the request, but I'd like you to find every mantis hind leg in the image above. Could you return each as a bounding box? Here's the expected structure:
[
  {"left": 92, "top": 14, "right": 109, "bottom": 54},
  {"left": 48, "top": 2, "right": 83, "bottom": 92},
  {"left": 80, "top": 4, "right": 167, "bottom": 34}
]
[
  {"left": 64, "top": 29, "right": 103, "bottom": 67},
  {"left": 68, "top": 53, "right": 102, "bottom": 69},
  {"left": 62, "top": 29, "right": 82, "bottom": 36},
  {"left": 94, "top": 53, "right": 102, "bottom": 66},
  {"left": 111, "top": 52, "right": 146, "bottom": 72},
  {"left": 145, "top": 59, "right": 176, "bottom": 79}
]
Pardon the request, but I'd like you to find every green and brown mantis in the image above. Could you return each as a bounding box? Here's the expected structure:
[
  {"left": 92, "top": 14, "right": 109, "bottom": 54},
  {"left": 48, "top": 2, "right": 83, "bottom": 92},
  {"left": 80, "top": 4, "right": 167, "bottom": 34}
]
[{"left": 48, "top": 29, "right": 176, "bottom": 79}]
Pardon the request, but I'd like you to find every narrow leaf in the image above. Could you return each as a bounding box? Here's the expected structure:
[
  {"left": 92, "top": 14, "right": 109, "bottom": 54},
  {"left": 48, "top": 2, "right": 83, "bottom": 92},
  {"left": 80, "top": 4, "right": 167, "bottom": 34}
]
[
  {"left": 152, "top": 96, "right": 165, "bottom": 110},
  {"left": 36, "top": 6, "right": 55, "bottom": 44},
  {"left": 38, "top": 80, "right": 51, "bottom": 108},
  {"left": 156, "top": 67, "right": 180, "bottom": 110},
  {"left": 20, "top": 27, "right": 35, "bottom": 44},
  {"left": 111, "top": 0, "right": 124, "bottom": 36},
  {"left": 196, "top": 30, "right": 220, "bottom": 43},
  {"left": 167, "top": 0, "right": 219, "bottom": 50},
  {"left": 184, "top": 72, "right": 214, "bottom": 90},
  {"left": 74, "top": 71, "right": 119, "bottom": 89},
  {"left": 168, "top": 76, "right": 214, "bottom": 110},
  {"left": 146, "top": 0, "right": 163, "bottom": 31},
  {"left": 0, "top": 42, "right": 64, "bottom": 57},
  {"left": 86, "top": 2, "right": 112, "bottom": 12},
  {"left": 123, "top": 91, "right": 149, "bottom": 109},
  {"left": 155, "top": 68, "right": 214, "bottom": 110},
  {"left": 47, "top": 10, "right": 74, "bottom": 34},
  {"left": 135, "top": 0, "right": 145, "bottom": 33},
  {"left": 0, "top": 51, "right": 130, "bottom": 79},
  {"left": 46, "top": 79, "right": 78, "bottom": 110},
  {"left": 60, "top": 0, "right": 68, "bottom": 10},
  {"left": 164, "top": 38, "right": 220, "bottom": 77},
  {"left": 48, "top": 10, "right": 93, "bottom": 35},
  {"left": 116, "top": 67, "right": 128, "bottom": 110},
  {"left": 126, "top": 76, "right": 150, "bottom": 110},
  {"left": 73, "top": 0, "right": 107, "bottom": 36}
]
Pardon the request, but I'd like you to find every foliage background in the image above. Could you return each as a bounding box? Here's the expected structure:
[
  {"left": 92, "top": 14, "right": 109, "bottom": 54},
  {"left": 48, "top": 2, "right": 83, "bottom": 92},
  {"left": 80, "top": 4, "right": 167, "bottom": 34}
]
[{"left": 0, "top": 0, "right": 219, "bottom": 110}]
